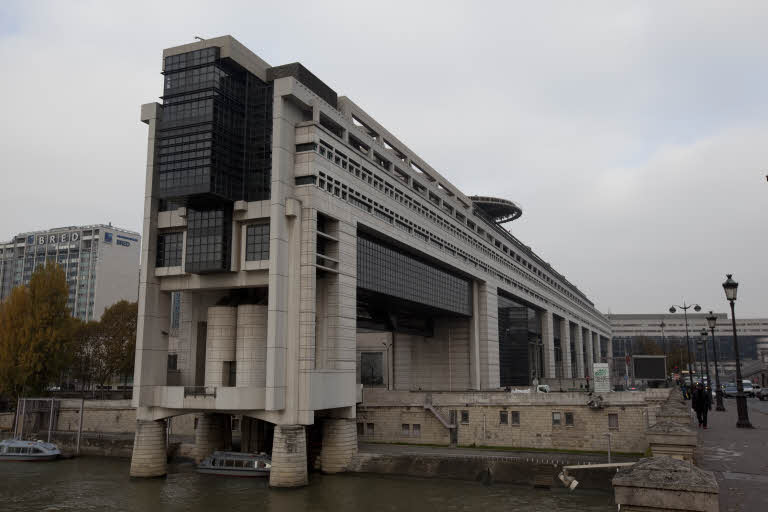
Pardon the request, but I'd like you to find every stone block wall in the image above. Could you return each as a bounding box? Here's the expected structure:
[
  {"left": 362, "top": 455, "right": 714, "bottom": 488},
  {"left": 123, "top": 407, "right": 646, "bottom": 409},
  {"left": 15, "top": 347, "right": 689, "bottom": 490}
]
[{"left": 358, "top": 401, "right": 648, "bottom": 453}]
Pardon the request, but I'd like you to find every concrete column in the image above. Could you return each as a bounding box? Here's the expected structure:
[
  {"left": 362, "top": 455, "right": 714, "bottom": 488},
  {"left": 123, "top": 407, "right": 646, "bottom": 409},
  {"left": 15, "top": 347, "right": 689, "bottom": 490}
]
[
  {"left": 468, "top": 281, "right": 481, "bottom": 390},
  {"left": 236, "top": 304, "right": 268, "bottom": 387},
  {"left": 542, "top": 310, "right": 556, "bottom": 379},
  {"left": 560, "top": 317, "right": 572, "bottom": 379},
  {"left": 477, "top": 284, "right": 499, "bottom": 389},
  {"left": 606, "top": 336, "right": 614, "bottom": 382},
  {"left": 129, "top": 419, "right": 167, "bottom": 477},
  {"left": 585, "top": 327, "right": 594, "bottom": 377},
  {"left": 193, "top": 413, "right": 231, "bottom": 463},
  {"left": 574, "top": 324, "right": 585, "bottom": 378},
  {"left": 593, "top": 332, "right": 601, "bottom": 363},
  {"left": 320, "top": 418, "right": 358, "bottom": 473},
  {"left": 269, "top": 425, "right": 308, "bottom": 487},
  {"left": 205, "top": 306, "right": 237, "bottom": 387}
]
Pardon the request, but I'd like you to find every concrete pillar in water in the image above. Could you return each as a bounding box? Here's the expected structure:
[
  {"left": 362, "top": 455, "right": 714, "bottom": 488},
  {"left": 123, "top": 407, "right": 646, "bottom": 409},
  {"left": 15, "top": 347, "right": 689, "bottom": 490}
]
[
  {"left": 320, "top": 418, "right": 357, "bottom": 473},
  {"left": 129, "top": 419, "right": 167, "bottom": 477},
  {"left": 193, "top": 413, "right": 231, "bottom": 463},
  {"left": 205, "top": 306, "right": 237, "bottom": 387},
  {"left": 269, "top": 425, "right": 308, "bottom": 487},
  {"left": 236, "top": 304, "right": 268, "bottom": 387}
]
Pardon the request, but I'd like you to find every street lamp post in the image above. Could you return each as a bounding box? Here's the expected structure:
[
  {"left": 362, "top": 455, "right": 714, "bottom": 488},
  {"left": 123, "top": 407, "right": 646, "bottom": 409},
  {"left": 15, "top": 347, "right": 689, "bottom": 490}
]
[
  {"left": 660, "top": 321, "right": 667, "bottom": 375},
  {"left": 722, "top": 274, "right": 753, "bottom": 429},
  {"left": 706, "top": 311, "right": 725, "bottom": 411},
  {"left": 698, "top": 329, "right": 711, "bottom": 391},
  {"left": 669, "top": 302, "right": 702, "bottom": 392}
]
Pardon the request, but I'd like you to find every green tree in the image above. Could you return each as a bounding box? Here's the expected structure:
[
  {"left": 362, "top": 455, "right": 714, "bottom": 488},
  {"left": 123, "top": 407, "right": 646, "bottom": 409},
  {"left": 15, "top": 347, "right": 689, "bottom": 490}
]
[
  {"left": 0, "top": 263, "right": 73, "bottom": 399},
  {"left": 99, "top": 300, "right": 138, "bottom": 388}
]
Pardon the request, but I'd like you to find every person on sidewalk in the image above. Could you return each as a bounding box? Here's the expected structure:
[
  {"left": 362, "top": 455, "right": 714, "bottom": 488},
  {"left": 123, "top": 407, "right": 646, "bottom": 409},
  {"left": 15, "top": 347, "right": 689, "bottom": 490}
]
[{"left": 692, "top": 382, "right": 712, "bottom": 429}]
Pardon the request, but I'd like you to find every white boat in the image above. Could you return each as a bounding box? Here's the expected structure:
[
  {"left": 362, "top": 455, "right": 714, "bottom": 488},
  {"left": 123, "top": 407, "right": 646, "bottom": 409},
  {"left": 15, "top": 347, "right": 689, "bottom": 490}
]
[
  {"left": 0, "top": 439, "right": 61, "bottom": 461},
  {"left": 197, "top": 451, "right": 271, "bottom": 477}
]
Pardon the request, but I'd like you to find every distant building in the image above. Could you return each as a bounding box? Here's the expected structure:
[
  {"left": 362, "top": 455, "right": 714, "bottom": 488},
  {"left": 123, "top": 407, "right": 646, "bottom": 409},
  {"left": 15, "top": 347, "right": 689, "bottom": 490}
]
[
  {"left": 0, "top": 224, "right": 140, "bottom": 321},
  {"left": 608, "top": 313, "right": 768, "bottom": 382}
]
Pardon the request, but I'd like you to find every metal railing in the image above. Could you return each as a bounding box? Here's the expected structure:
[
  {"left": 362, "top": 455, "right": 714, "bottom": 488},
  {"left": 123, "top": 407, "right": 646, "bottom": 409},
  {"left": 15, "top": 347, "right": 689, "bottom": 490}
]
[{"left": 183, "top": 386, "right": 216, "bottom": 398}]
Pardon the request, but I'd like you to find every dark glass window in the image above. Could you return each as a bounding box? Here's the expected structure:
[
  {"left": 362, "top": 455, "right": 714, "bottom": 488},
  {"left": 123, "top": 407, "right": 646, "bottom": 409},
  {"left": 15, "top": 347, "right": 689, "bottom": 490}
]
[
  {"left": 608, "top": 414, "right": 619, "bottom": 430},
  {"left": 460, "top": 411, "right": 469, "bottom": 424},
  {"left": 156, "top": 232, "right": 183, "bottom": 267},
  {"left": 499, "top": 411, "right": 508, "bottom": 425},
  {"left": 185, "top": 207, "right": 232, "bottom": 274},
  {"left": 510, "top": 411, "right": 520, "bottom": 425},
  {"left": 171, "top": 291, "right": 181, "bottom": 329},
  {"left": 552, "top": 412, "right": 562, "bottom": 426},
  {"left": 167, "top": 354, "right": 178, "bottom": 370},
  {"left": 245, "top": 223, "right": 270, "bottom": 261},
  {"left": 360, "top": 352, "right": 384, "bottom": 386},
  {"left": 158, "top": 47, "right": 273, "bottom": 204},
  {"left": 498, "top": 291, "right": 542, "bottom": 387},
  {"left": 565, "top": 412, "right": 574, "bottom": 426}
]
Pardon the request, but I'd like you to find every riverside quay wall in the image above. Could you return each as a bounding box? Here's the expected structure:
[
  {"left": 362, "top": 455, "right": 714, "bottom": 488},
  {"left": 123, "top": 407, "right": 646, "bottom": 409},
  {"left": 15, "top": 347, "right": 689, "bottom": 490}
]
[{"left": 358, "top": 388, "right": 672, "bottom": 454}]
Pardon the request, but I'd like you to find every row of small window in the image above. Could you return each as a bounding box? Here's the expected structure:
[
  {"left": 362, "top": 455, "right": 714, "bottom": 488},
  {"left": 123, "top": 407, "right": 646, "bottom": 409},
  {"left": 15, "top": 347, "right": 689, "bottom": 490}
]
[{"left": 317, "top": 136, "right": 588, "bottom": 310}]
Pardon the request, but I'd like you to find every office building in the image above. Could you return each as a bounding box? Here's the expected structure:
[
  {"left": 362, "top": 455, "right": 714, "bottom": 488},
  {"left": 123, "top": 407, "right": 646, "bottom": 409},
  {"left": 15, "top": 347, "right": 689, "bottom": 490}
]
[
  {"left": 0, "top": 224, "right": 140, "bottom": 321},
  {"left": 130, "top": 36, "right": 612, "bottom": 482}
]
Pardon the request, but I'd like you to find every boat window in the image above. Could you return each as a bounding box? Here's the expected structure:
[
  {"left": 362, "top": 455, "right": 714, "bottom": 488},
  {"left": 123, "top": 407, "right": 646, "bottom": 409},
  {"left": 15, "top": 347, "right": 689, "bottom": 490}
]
[{"left": 226, "top": 459, "right": 234, "bottom": 467}]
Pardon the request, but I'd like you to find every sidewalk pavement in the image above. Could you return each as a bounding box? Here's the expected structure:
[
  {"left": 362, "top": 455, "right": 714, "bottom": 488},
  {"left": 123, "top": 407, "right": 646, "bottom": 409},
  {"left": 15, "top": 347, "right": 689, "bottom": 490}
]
[{"left": 696, "top": 399, "right": 768, "bottom": 511}]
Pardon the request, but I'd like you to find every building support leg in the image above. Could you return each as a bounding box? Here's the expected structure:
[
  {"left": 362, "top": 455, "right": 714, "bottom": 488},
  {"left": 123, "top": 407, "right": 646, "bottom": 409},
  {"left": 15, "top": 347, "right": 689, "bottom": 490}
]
[
  {"left": 320, "top": 418, "right": 357, "bottom": 473},
  {"left": 129, "top": 419, "right": 167, "bottom": 478},
  {"left": 269, "top": 425, "right": 308, "bottom": 487},
  {"left": 193, "top": 413, "right": 230, "bottom": 463}
]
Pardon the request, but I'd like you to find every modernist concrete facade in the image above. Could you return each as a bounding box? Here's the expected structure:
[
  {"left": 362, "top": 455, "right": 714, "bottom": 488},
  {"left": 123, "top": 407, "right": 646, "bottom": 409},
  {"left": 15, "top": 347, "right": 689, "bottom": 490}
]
[
  {"left": 131, "top": 36, "right": 612, "bottom": 482},
  {"left": 0, "top": 224, "right": 140, "bottom": 321}
]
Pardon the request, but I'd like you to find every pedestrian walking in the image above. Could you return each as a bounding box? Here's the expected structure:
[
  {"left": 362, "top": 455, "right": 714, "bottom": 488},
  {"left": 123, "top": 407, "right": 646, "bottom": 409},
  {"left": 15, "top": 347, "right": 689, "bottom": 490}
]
[{"left": 691, "top": 382, "right": 712, "bottom": 429}]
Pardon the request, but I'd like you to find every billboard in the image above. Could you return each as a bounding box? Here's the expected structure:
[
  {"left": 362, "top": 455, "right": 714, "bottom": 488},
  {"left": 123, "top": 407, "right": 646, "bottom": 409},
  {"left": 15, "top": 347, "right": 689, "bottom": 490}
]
[
  {"left": 593, "top": 363, "right": 611, "bottom": 393},
  {"left": 633, "top": 355, "right": 666, "bottom": 380}
]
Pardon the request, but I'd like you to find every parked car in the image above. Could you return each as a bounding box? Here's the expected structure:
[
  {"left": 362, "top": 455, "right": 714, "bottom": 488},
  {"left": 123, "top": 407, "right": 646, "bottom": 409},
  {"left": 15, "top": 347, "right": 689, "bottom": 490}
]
[
  {"left": 723, "top": 383, "right": 739, "bottom": 398},
  {"left": 758, "top": 387, "right": 768, "bottom": 401}
]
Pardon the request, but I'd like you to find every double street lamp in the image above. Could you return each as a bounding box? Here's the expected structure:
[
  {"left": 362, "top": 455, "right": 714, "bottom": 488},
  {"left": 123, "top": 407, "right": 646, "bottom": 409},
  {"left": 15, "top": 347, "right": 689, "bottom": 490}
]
[
  {"left": 722, "top": 274, "right": 753, "bottom": 429},
  {"left": 706, "top": 311, "right": 725, "bottom": 411},
  {"left": 669, "top": 302, "right": 701, "bottom": 391}
]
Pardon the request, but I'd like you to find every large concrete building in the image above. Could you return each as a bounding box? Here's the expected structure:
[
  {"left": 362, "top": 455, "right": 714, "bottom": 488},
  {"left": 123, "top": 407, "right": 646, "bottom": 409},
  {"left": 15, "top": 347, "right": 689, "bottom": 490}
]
[
  {"left": 130, "top": 36, "right": 613, "bottom": 483},
  {"left": 0, "top": 224, "right": 140, "bottom": 321}
]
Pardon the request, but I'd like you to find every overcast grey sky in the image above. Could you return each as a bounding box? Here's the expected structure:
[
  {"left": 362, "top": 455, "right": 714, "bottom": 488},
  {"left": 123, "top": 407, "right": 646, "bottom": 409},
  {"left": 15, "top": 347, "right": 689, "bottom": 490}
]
[{"left": 0, "top": 1, "right": 766, "bottom": 316}]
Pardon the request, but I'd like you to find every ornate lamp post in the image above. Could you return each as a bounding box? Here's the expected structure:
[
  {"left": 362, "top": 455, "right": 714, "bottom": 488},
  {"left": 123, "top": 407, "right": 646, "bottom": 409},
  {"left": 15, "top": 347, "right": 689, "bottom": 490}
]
[
  {"left": 706, "top": 311, "right": 725, "bottom": 411},
  {"left": 669, "top": 302, "right": 701, "bottom": 392},
  {"left": 722, "top": 274, "right": 753, "bottom": 428},
  {"left": 698, "top": 329, "right": 712, "bottom": 391}
]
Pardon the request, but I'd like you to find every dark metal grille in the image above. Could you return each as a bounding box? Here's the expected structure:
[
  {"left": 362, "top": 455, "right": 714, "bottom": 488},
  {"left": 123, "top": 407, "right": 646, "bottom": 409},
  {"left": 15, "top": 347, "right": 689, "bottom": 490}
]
[{"left": 357, "top": 234, "right": 471, "bottom": 316}]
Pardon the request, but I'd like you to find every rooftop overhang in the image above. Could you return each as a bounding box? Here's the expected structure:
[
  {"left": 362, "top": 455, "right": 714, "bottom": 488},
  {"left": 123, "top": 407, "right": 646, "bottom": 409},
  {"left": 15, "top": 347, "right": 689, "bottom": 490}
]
[{"left": 469, "top": 196, "right": 523, "bottom": 224}]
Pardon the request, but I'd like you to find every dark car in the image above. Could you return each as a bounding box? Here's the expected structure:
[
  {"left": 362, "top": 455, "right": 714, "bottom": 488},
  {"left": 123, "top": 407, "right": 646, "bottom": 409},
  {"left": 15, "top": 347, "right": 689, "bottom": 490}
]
[{"left": 758, "top": 388, "right": 768, "bottom": 401}]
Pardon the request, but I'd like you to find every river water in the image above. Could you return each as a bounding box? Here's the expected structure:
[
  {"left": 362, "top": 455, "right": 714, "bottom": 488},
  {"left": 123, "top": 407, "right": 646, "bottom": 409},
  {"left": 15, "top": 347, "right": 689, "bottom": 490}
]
[{"left": 0, "top": 457, "right": 614, "bottom": 511}]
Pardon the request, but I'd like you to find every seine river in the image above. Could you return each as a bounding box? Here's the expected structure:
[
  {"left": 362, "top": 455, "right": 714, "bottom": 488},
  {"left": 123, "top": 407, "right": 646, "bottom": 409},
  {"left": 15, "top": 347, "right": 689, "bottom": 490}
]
[{"left": 0, "top": 457, "right": 614, "bottom": 511}]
